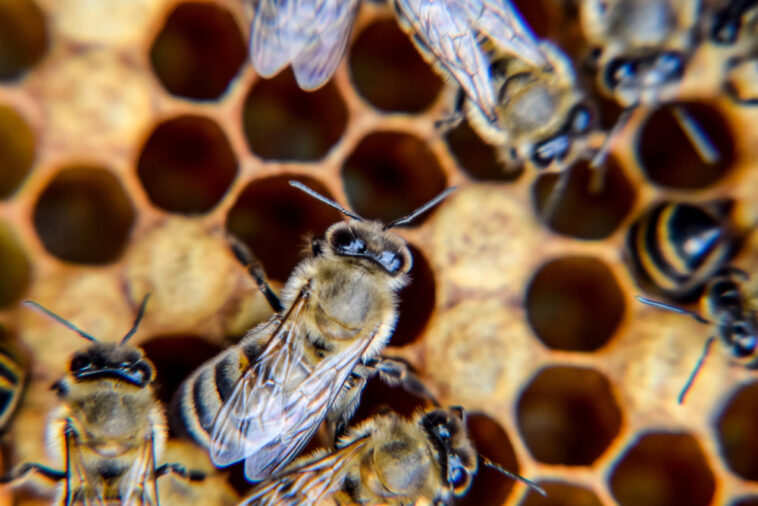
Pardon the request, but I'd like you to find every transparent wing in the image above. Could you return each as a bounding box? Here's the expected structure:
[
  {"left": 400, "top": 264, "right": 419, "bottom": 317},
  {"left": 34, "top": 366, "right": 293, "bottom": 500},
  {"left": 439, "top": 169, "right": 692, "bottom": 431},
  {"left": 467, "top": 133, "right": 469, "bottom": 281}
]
[
  {"left": 241, "top": 436, "right": 369, "bottom": 506},
  {"left": 249, "top": 0, "right": 309, "bottom": 77},
  {"left": 292, "top": 0, "right": 359, "bottom": 89},
  {"left": 119, "top": 436, "right": 158, "bottom": 506},
  {"left": 64, "top": 424, "right": 106, "bottom": 506}
]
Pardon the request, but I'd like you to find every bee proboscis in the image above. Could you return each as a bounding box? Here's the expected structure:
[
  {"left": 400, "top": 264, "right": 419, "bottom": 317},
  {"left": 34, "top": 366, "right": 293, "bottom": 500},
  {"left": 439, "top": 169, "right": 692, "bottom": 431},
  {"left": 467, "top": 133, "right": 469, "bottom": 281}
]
[
  {"left": 1, "top": 296, "right": 205, "bottom": 505},
  {"left": 242, "top": 407, "right": 545, "bottom": 505},
  {"left": 172, "top": 181, "right": 453, "bottom": 482}
]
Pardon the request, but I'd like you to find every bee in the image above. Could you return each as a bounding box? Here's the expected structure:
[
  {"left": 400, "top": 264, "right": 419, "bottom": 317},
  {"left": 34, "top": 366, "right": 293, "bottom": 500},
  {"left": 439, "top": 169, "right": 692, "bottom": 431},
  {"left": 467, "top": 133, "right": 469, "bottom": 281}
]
[
  {"left": 0, "top": 325, "right": 27, "bottom": 433},
  {"left": 242, "top": 407, "right": 545, "bottom": 505},
  {"left": 637, "top": 267, "right": 757, "bottom": 403},
  {"left": 391, "top": 0, "right": 548, "bottom": 122},
  {"left": 708, "top": 0, "right": 758, "bottom": 104},
  {"left": 626, "top": 200, "right": 737, "bottom": 299},
  {"left": 171, "top": 181, "right": 453, "bottom": 482},
  {"left": 1, "top": 296, "right": 205, "bottom": 505},
  {"left": 244, "top": 0, "right": 361, "bottom": 91}
]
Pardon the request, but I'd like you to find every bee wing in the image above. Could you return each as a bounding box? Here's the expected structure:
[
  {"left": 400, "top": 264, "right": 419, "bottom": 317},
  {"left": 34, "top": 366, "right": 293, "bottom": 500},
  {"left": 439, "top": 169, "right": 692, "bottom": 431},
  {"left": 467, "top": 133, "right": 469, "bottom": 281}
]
[
  {"left": 119, "top": 435, "right": 159, "bottom": 506},
  {"left": 64, "top": 433, "right": 107, "bottom": 506},
  {"left": 249, "top": 0, "right": 308, "bottom": 78},
  {"left": 291, "top": 0, "right": 360, "bottom": 90},
  {"left": 241, "top": 435, "right": 369, "bottom": 506}
]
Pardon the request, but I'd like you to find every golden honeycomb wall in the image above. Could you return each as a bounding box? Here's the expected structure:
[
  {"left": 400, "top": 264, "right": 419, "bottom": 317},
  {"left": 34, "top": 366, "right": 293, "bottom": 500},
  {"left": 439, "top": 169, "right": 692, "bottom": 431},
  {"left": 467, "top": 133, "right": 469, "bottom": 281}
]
[{"left": 1, "top": 0, "right": 758, "bottom": 505}]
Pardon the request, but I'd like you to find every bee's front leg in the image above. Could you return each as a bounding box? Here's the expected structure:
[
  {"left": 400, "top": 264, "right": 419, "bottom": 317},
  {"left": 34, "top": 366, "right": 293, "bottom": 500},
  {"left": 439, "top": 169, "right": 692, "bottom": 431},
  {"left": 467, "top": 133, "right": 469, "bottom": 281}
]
[
  {"left": 0, "top": 462, "right": 67, "bottom": 484},
  {"left": 363, "top": 356, "right": 439, "bottom": 407}
]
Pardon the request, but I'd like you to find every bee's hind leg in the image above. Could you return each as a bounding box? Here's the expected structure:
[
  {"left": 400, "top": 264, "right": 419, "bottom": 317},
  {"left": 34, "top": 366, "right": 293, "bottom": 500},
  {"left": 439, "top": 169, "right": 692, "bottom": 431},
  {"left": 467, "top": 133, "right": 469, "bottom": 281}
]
[{"left": 0, "top": 462, "right": 66, "bottom": 484}]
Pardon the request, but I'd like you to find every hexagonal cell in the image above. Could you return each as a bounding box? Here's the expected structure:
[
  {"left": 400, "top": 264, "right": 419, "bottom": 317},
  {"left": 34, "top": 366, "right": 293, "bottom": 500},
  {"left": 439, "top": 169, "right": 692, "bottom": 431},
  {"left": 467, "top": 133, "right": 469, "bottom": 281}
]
[
  {"left": 32, "top": 166, "right": 135, "bottom": 264},
  {"left": 638, "top": 102, "right": 735, "bottom": 189},
  {"left": 390, "top": 243, "right": 435, "bottom": 347},
  {"left": 716, "top": 381, "right": 758, "bottom": 481},
  {"left": 137, "top": 115, "right": 237, "bottom": 214},
  {"left": 532, "top": 157, "right": 636, "bottom": 240},
  {"left": 0, "top": 105, "right": 35, "bottom": 199},
  {"left": 150, "top": 2, "right": 245, "bottom": 100},
  {"left": 342, "top": 131, "right": 447, "bottom": 224},
  {"left": 349, "top": 18, "right": 442, "bottom": 113},
  {"left": 609, "top": 432, "right": 716, "bottom": 506},
  {"left": 0, "top": 221, "right": 30, "bottom": 308},
  {"left": 516, "top": 365, "right": 622, "bottom": 465},
  {"left": 0, "top": 0, "right": 47, "bottom": 80},
  {"left": 243, "top": 69, "right": 348, "bottom": 162},
  {"left": 526, "top": 256, "right": 625, "bottom": 351},
  {"left": 444, "top": 120, "right": 520, "bottom": 181},
  {"left": 226, "top": 175, "right": 342, "bottom": 282},
  {"left": 347, "top": 374, "right": 428, "bottom": 428},
  {"left": 459, "top": 413, "right": 520, "bottom": 506},
  {"left": 521, "top": 481, "right": 603, "bottom": 506}
]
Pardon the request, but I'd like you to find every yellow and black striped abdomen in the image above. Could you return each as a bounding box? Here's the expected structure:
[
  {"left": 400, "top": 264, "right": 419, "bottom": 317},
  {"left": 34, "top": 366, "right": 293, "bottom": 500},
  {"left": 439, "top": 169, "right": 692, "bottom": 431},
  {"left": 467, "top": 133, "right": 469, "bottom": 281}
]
[
  {"left": 627, "top": 201, "right": 736, "bottom": 299},
  {"left": 0, "top": 340, "right": 26, "bottom": 432}
]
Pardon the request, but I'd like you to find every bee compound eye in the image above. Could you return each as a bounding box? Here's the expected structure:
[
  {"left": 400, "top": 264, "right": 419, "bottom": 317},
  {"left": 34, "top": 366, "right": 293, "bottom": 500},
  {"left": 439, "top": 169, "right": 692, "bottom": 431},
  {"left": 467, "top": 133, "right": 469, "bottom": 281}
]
[
  {"left": 733, "top": 324, "right": 757, "bottom": 358},
  {"left": 606, "top": 58, "right": 636, "bottom": 89},
  {"left": 380, "top": 250, "right": 402, "bottom": 273},
  {"left": 449, "top": 465, "right": 467, "bottom": 489}
]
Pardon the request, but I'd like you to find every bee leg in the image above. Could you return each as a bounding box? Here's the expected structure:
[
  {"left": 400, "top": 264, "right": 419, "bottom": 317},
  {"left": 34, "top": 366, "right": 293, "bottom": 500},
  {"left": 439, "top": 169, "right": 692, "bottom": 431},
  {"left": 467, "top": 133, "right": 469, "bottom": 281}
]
[
  {"left": 227, "top": 233, "right": 283, "bottom": 313},
  {"left": 327, "top": 373, "right": 367, "bottom": 444},
  {"left": 540, "top": 168, "right": 572, "bottom": 223},
  {"left": 366, "top": 356, "right": 440, "bottom": 407},
  {"left": 0, "top": 462, "right": 66, "bottom": 484},
  {"left": 155, "top": 463, "right": 206, "bottom": 482},
  {"left": 434, "top": 88, "right": 466, "bottom": 132}
]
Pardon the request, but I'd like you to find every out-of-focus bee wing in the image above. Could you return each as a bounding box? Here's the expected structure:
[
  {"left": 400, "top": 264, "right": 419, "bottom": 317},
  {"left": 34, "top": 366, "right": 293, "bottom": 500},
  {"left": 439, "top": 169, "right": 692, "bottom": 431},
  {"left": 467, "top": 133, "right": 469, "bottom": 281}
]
[
  {"left": 249, "top": 0, "right": 302, "bottom": 78},
  {"left": 241, "top": 436, "right": 369, "bottom": 506},
  {"left": 119, "top": 435, "right": 159, "bottom": 506},
  {"left": 63, "top": 424, "right": 106, "bottom": 506}
]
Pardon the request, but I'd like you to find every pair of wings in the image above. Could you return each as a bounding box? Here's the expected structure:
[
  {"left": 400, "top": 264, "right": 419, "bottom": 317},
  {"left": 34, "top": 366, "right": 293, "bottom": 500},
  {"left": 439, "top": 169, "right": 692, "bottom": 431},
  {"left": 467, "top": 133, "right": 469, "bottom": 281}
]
[
  {"left": 241, "top": 435, "right": 370, "bottom": 506},
  {"left": 209, "top": 289, "right": 376, "bottom": 481},
  {"left": 393, "top": 0, "right": 546, "bottom": 121},
  {"left": 247, "top": 0, "right": 360, "bottom": 90}
]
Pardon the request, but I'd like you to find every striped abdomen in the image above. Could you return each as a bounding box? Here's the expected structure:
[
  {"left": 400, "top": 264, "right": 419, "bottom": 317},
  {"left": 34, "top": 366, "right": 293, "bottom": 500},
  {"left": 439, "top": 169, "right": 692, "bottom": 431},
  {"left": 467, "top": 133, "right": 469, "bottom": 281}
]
[{"left": 0, "top": 340, "right": 26, "bottom": 432}]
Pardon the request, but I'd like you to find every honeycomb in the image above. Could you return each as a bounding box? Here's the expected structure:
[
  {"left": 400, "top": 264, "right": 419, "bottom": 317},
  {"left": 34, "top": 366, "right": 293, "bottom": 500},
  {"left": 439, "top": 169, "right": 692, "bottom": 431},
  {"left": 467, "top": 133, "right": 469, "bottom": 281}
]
[{"left": 1, "top": 0, "right": 758, "bottom": 505}]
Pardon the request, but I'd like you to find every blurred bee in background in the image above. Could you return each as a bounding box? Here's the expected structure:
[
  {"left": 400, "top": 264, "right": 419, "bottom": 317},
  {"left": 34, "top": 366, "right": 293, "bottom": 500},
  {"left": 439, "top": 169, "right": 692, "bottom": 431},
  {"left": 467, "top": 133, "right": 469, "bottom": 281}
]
[
  {"left": 626, "top": 199, "right": 738, "bottom": 300},
  {"left": 579, "top": 0, "right": 721, "bottom": 166},
  {"left": 243, "top": 407, "right": 545, "bottom": 505},
  {"left": 244, "top": 0, "right": 361, "bottom": 91},
  {"left": 1, "top": 296, "right": 205, "bottom": 505},
  {"left": 0, "top": 325, "right": 27, "bottom": 434},
  {"left": 172, "top": 181, "right": 452, "bottom": 482},
  {"left": 708, "top": 0, "right": 758, "bottom": 104},
  {"left": 638, "top": 267, "right": 757, "bottom": 403}
]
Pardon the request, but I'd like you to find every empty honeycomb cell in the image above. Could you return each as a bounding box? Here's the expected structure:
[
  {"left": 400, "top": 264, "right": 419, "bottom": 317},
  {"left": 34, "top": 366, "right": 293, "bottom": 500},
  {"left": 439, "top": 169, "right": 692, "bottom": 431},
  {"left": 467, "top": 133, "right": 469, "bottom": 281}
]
[
  {"left": 342, "top": 131, "right": 447, "bottom": 223},
  {"left": 533, "top": 158, "right": 636, "bottom": 239},
  {"left": 226, "top": 176, "right": 342, "bottom": 282},
  {"left": 637, "top": 102, "right": 735, "bottom": 189},
  {"left": 445, "top": 120, "right": 520, "bottom": 181},
  {"left": 390, "top": 243, "right": 435, "bottom": 347},
  {"left": 0, "top": 105, "right": 35, "bottom": 199},
  {"left": 458, "top": 413, "right": 520, "bottom": 506},
  {"left": 348, "top": 374, "right": 429, "bottom": 429},
  {"left": 516, "top": 366, "right": 622, "bottom": 465},
  {"left": 609, "top": 432, "right": 716, "bottom": 506},
  {"left": 521, "top": 481, "right": 603, "bottom": 506},
  {"left": 243, "top": 69, "right": 348, "bottom": 161},
  {"left": 0, "top": 221, "right": 30, "bottom": 308},
  {"left": 0, "top": 0, "right": 47, "bottom": 80},
  {"left": 349, "top": 18, "right": 443, "bottom": 113},
  {"left": 32, "top": 167, "right": 135, "bottom": 264},
  {"left": 526, "top": 256, "right": 624, "bottom": 351},
  {"left": 137, "top": 115, "right": 237, "bottom": 214},
  {"left": 715, "top": 381, "right": 758, "bottom": 481},
  {"left": 150, "top": 2, "right": 245, "bottom": 100},
  {"left": 140, "top": 335, "right": 223, "bottom": 408}
]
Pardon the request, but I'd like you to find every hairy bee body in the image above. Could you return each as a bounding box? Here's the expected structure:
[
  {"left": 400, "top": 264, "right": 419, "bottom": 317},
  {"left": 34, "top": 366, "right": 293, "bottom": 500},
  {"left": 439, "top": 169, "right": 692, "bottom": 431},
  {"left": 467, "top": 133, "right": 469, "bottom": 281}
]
[
  {"left": 627, "top": 200, "right": 736, "bottom": 299},
  {"left": 0, "top": 337, "right": 26, "bottom": 433},
  {"left": 709, "top": 0, "right": 758, "bottom": 104},
  {"left": 243, "top": 408, "right": 480, "bottom": 506}
]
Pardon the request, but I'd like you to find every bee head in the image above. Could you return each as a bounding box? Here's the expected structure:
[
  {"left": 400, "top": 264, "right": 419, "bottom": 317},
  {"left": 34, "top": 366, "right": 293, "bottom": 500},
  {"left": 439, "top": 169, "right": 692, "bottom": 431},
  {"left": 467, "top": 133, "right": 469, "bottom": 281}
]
[
  {"left": 531, "top": 102, "right": 595, "bottom": 169},
  {"left": 324, "top": 221, "right": 412, "bottom": 276},
  {"left": 70, "top": 342, "right": 155, "bottom": 387},
  {"left": 420, "top": 408, "right": 477, "bottom": 495},
  {"left": 603, "top": 50, "right": 685, "bottom": 105}
]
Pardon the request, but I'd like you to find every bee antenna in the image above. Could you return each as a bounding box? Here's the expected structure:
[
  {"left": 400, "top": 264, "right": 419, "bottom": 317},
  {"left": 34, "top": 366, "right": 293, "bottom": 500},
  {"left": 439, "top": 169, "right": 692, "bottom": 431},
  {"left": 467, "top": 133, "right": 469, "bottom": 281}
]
[
  {"left": 678, "top": 336, "right": 717, "bottom": 404},
  {"left": 590, "top": 107, "right": 633, "bottom": 170},
  {"left": 24, "top": 301, "right": 99, "bottom": 343},
  {"left": 670, "top": 106, "right": 720, "bottom": 165},
  {"left": 289, "top": 181, "right": 363, "bottom": 221},
  {"left": 383, "top": 187, "right": 457, "bottom": 230},
  {"left": 121, "top": 294, "right": 151, "bottom": 345},
  {"left": 635, "top": 296, "right": 710, "bottom": 324},
  {"left": 479, "top": 455, "right": 546, "bottom": 497}
]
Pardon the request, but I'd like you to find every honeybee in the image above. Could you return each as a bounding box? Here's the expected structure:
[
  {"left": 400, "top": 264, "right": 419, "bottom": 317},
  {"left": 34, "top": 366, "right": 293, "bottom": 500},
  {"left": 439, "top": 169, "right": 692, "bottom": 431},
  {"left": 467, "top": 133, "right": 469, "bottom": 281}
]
[
  {"left": 0, "top": 326, "right": 27, "bottom": 433},
  {"left": 244, "top": 0, "right": 361, "bottom": 90},
  {"left": 172, "top": 181, "right": 453, "bottom": 482},
  {"left": 638, "top": 267, "right": 757, "bottom": 403},
  {"left": 243, "top": 407, "right": 545, "bottom": 505},
  {"left": 708, "top": 0, "right": 758, "bottom": 104},
  {"left": 1, "top": 296, "right": 205, "bottom": 505},
  {"left": 391, "top": 0, "right": 547, "bottom": 122},
  {"left": 626, "top": 200, "right": 737, "bottom": 299}
]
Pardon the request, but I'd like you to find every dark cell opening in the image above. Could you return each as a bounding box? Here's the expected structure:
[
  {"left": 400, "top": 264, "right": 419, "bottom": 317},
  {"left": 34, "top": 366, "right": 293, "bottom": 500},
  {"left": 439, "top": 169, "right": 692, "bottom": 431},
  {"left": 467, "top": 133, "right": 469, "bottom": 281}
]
[
  {"left": 609, "top": 432, "right": 716, "bottom": 506},
  {"left": 521, "top": 481, "right": 604, "bottom": 506},
  {"left": 445, "top": 119, "right": 521, "bottom": 181},
  {"left": 342, "top": 131, "right": 447, "bottom": 224},
  {"left": 349, "top": 18, "right": 442, "bottom": 113},
  {"left": 526, "top": 256, "right": 624, "bottom": 351},
  {"left": 137, "top": 115, "right": 237, "bottom": 214},
  {"left": 517, "top": 366, "right": 622, "bottom": 465},
  {"left": 0, "top": 105, "right": 35, "bottom": 199},
  {"left": 716, "top": 381, "right": 758, "bottom": 481},
  {"left": 150, "top": 2, "right": 246, "bottom": 100},
  {"left": 638, "top": 102, "right": 735, "bottom": 189},
  {"left": 32, "top": 167, "right": 135, "bottom": 264},
  {"left": 0, "top": 221, "right": 30, "bottom": 308},
  {"left": 390, "top": 244, "right": 435, "bottom": 347},
  {"left": 243, "top": 69, "right": 347, "bottom": 161},
  {"left": 0, "top": 0, "right": 47, "bottom": 81},
  {"left": 226, "top": 175, "right": 342, "bottom": 282},
  {"left": 348, "top": 372, "right": 429, "bottom": 428}
]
